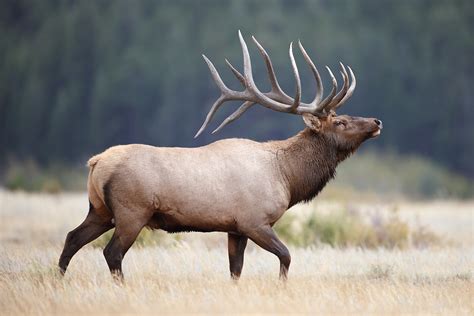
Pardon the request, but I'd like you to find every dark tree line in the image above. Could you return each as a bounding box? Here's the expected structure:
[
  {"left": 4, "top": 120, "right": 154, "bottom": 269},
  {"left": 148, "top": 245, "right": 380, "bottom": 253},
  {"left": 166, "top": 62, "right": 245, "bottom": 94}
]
[{"left": 1, "top": 0, "right": 473, "bottom": 177}]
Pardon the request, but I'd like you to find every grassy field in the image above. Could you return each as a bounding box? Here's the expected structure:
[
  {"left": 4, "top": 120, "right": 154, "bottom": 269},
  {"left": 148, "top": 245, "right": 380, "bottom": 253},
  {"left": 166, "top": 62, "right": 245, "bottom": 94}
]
[{"left": 0, "top": 190, "right": 473, "bottom": 314}]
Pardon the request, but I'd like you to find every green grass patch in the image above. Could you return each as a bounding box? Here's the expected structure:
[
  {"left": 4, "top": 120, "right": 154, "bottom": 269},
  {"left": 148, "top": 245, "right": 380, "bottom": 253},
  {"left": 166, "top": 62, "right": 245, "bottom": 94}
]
[{"left": 274, "top": 206, "right": 443, "bottom": 249}]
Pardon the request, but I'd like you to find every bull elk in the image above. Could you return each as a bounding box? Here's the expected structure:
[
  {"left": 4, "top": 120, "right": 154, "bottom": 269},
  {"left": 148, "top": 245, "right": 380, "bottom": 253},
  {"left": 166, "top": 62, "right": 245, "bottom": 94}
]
[{"left": 59, "top": 31, "right": 382, "bottom": 280}]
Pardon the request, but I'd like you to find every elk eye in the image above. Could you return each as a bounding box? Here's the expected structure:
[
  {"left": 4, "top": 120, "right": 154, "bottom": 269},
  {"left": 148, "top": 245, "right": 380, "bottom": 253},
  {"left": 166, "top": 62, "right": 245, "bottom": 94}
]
[{"left": 334, "top": 121, "right": 345, "bottom": 126}]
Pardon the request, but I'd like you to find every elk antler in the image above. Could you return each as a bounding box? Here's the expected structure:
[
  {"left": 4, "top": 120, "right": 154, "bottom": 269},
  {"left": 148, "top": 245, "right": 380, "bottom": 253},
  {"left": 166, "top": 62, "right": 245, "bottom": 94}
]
[{"left": 195, "top": 31, "right": 356, "bottom": 138}]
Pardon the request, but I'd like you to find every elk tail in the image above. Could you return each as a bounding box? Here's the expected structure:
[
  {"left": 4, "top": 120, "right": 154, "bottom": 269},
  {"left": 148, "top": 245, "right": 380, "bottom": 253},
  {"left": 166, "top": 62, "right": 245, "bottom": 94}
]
[{"left": 87, "top": 155, "right": 101, "bottom": 168}]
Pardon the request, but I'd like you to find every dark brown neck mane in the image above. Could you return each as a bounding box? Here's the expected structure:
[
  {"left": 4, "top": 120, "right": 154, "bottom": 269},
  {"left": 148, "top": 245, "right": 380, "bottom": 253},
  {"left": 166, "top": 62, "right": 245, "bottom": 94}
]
[{"left": 274, "top": 128, "right": 352, "bottom": 208}]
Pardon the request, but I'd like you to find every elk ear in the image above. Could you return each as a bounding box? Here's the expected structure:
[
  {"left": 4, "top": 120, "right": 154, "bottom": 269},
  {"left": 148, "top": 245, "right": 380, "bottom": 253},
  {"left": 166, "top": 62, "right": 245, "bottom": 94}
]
[{"left": 302, "top": 113, "right": 322, "bottom": 132}]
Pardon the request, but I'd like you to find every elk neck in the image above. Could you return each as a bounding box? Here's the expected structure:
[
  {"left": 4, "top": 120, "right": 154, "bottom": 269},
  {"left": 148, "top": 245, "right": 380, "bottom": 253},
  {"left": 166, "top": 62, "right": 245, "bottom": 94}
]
[{"left": 271, "top": 128, "right": 350, "bottom": 208}]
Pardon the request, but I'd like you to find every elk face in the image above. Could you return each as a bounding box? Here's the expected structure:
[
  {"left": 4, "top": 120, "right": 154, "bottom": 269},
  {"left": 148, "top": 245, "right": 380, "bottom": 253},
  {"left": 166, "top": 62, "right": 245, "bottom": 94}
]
[{"left": 303, "top": 113, "right": 382, "bottom": 152}]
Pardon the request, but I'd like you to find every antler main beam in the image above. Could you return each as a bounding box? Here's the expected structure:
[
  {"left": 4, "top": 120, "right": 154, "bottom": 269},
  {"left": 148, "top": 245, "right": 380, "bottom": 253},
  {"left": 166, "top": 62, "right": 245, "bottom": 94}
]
[{"left": 195, "top": 31, "right": 356, "bottom": 138}]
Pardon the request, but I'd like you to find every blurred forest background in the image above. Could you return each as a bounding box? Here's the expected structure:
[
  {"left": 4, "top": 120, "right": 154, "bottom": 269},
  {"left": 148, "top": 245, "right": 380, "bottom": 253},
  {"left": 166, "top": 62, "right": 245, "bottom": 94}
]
[{"left": 0, "top": 0, "right": 473, "bottom": 197}]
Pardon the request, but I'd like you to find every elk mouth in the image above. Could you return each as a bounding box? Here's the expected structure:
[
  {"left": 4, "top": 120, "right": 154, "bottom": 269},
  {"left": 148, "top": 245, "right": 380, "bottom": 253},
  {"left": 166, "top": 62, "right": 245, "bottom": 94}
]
[{"left": 369, "top": 128, "right": 381, "bottom": 138}]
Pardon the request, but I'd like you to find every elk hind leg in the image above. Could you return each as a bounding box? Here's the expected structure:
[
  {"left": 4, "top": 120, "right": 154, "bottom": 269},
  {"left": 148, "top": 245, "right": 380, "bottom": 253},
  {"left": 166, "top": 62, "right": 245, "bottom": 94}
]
[
  {"left": 59, "top": 203, "right": 113, "bottom": 274},
  {"left": 228, "top": 233, "right": 248, "bottom": 280}
]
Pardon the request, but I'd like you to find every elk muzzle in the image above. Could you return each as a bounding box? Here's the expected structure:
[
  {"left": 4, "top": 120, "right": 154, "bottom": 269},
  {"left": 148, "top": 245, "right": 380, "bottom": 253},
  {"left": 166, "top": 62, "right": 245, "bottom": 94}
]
[{"left": 370, "top": 119, "right": 383, "bottom": 138}]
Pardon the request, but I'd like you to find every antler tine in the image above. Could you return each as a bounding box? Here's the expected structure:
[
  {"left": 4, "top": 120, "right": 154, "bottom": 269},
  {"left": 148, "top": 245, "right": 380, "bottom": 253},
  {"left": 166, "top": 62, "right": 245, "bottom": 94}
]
[
  {"left": 288, "top": 42, "right": 301, "bottom": 111},
  {"left": 212, "top": 101, "right": 254, "bottom": 134},
  {"left": 194, "top": 95, "right": 225, "bottom": 138},
  {"left": 333, "top": 66, "right": 356, "bottom": 110},
  {"left": 202, "top": 54, "right": 231, "bottom": 94},
  {"left": 194, "top": 55, "right": 227, "bottom": 138},
  {"left": 326, "top": 62, "right": 350, "bottom": 110},
  {"left": 238, "top": 31, "right": 291, "bottom": 112},
  {"left": 314, "top": 66, "right": 338, "bottom": 113},
  {"left": 298, "top": 41, "right": 323, "bottom": 107},
  {"left": 239, "top": 30, "right": 256, "bottom": 89},
  {"left": 251, "top": 36, "right": 292, "bottom": 103},
  {"left": 195, "top": 55, "right": 247, "bottom": 138},
  {"left": 225, "top": 59, "right": 246, "bottom": 87}
]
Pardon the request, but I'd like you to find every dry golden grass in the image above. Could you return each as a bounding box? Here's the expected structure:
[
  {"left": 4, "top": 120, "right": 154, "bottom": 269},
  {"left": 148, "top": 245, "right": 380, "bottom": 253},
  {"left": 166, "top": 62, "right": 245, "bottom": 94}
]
[{"left": 0, "top": 190, "right": 473, "bottom": 315}]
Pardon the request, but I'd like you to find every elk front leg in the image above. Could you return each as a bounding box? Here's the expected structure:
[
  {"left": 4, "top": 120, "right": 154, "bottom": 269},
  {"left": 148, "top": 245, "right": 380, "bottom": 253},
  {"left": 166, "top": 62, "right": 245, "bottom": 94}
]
[
  {"left": 59, "top": 205, "right": 113, "bottom": 274},
  {"left": 228, "top": 233, "right": 248, "bottom": 280},
  {"left": 246, "top": 225, "right": 291, "bottom": 280}
]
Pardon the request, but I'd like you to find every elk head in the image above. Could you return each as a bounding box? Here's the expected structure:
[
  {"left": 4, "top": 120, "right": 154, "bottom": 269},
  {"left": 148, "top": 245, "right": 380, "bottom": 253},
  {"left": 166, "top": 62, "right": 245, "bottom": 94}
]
[
  {"left": 195, "top": 31, "right": 382, "bottom": 155},
  {"left": 302, "top": 113, "right": 382, "bottom": 156}
]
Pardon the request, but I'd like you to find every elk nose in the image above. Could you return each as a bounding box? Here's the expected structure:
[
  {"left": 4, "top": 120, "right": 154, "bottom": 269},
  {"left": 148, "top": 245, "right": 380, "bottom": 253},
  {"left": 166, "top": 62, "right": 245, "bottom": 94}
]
[{"left": 374, "top": 119, "right": 382, "bottom": 128}]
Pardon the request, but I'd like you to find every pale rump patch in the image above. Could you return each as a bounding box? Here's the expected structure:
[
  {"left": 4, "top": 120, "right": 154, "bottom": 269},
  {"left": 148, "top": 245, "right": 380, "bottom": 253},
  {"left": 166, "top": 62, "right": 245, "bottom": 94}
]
[{"left": 87, "top": 155, "right": 101, "bottom": 167}]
